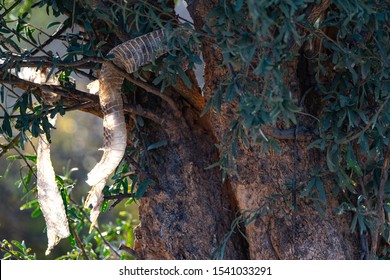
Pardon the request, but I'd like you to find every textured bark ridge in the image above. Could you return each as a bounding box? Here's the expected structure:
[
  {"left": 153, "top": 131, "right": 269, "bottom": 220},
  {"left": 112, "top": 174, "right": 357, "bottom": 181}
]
[
  {"left": 85, "top": 29, "right": 169, "bottom": 228},
  {"left": 186, "top": 0, "right": 358, "bottom": 259}
]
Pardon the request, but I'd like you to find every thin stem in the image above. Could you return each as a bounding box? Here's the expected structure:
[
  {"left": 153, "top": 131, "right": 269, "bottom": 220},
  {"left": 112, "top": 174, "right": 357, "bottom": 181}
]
[
  {"left": 0, "top": 245, "right": 23, "bottom": 260},
  {"left": 0, "top": 133, "right": 21, "bottom": 158},
  {"left": 31, "top": 24, "right": 68, "bottom": 56},
  {"left": 3, "top": 54, "right": 102, "bottom": 69},
  {"left": 371, "top": 143, "right": 390, "bottom": 255},
  {"left": 13, "top": 145, "right": 37, "bottom": 179},
  {"left": 0, "top": 24, "right": 52, "bottom": 57},
  {"left": 77, "top": 206, "right": 121, "bottom": 258},
  {"left": 341, "top": 96, "right": 389, "bottom": 145},
  {"left": 104, "top": 193, "right": 136, "bottom": 200},
  {"left": 68, "top": 223, "right": 89, "bottom": 260},
  {"left": 123, "top": 103, "right": 164, "bottom": 126},
  {"left": 0, "top": 0, "right": 22, "bottom": 21},
  {"left": 109, "top": 61, "right": 181, "bottom": 117}
]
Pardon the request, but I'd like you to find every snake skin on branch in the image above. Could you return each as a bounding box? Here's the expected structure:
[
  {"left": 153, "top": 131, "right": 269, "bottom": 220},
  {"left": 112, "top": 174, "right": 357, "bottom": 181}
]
[
  {"left": 85, "top": 29, "right": 169, "bottom": 230},
  {"left": 6, "top": 28, "right": 179, "bottom": 252}
]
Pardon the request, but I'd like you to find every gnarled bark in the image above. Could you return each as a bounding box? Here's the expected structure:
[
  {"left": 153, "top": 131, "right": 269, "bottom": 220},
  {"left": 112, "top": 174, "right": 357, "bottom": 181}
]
[{"left": 185, "top": 0, "right": 359, "bottom": 259}]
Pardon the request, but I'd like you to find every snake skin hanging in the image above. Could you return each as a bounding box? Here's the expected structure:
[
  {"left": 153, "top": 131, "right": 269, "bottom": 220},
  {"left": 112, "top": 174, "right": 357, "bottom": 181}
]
[
  {"left": 5, "top": 28, "right": 185, "bottom": 253},
  {"left": 85, "top": 29, "right": 168, "bottom": 230}
]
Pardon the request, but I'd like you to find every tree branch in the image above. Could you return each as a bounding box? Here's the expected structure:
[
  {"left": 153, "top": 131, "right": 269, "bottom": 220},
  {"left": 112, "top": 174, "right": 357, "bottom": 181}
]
[
  {"left": 341, "top": 96, "right": 390, "bottom": 145},
  {"left": 0, "top": 133, "right": 21, "bottom": 158},
  {"left": 0, "top": 24, "right": 52, "bottom": 56},
  {"left": 260, "top": 125, "right": 318, "bottom": 141},
  {"left": 68, "top": 223, "right": 89, "bottom": 260},
  {"left": 123, "top": 103, "right": 166, "bottom": 126},
  {"left": 104, "top": 193, "right": 136, "bottom": 210},
  {"left": 371, "top": 143, "right": 390, "bottom": 255},
  {"left": 118, "top": 244, "right": 139, "bottom": 259},
  {"left": 109, "top": 61, "right": 181, "bottom": 117},
  {"left": 1, "top": 54, "right": 102, "bottom": 69},
  {"left": 0, "top": 71, "right": 102, "bottom": 116},
  {"left": 0, "top": 0, "right": 22, "bottom": 20}
]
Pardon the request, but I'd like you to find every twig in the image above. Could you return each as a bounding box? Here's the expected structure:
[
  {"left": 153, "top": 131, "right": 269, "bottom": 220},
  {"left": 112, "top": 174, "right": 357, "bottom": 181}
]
[
  {"left": 104, "top": 193, "right": 136, "bottom": 200},
  {"left": 109, "top": 61, "right": 181, "bottom": 117},
  {"left": 26, "top": 132, "right": 37, "bottom": 155},
  {"left": 0, "top": 24, "right": 52, "bottom": 57},
  {"left": 0, "top": 244, "right": 23, "bottom": 260},
  {"left": 77, "top": 206, "right": 121, "bottom": 258},
  {"left": 0, "top": 0, "right": 22, "bottom": 21},
  {"left": 123, "top": 103, "right": 165, "bottom": 126},
  {"left": 104, "top": 193, "right": 136, "bottom": 210},
  {"left": 71, "top": 0, "right": 76, "bottom": 32},
  {"left": 118, "top": 244, "right": 139, "bottom": 259},
  {"left": 31, "top": 25, "right": 70, "bottom": 56},
  {"left": 0, "top": 102, "right": 94, "bottom": 119},
  {"left": 12, "top": 146, "right": 37, "bottom": 179},
  {"left": 0, "top": 71, "right": 98, "bottom": 104},
  {"left": 0, "top": 133, "right": 21, "bottom": 158},
  {"left": 125, "top": 155, "right": 151, "bottom": 176},
  {"left": 341, "top": 96, "right": 390, "bottom": 145},
  {"left": 292, "top": 125, "right": 298, "bottom": 210},
  {"left": 68, "top": 223, "right": 89, "bottom": 260},
  {"left": 260, "top": 125, "right": 317, "bottom": 141},
  {"left": 2, "top": 54, "right": 102, "bottom": 69},
  {"left": 371, "top": 143, "right": 390, "bottom": 255}
]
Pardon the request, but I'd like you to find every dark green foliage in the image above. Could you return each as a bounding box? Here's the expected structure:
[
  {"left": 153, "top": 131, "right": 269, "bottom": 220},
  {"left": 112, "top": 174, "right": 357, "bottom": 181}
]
[
  {"left": 1, "top": 0, "right": 390, "bottom": 259},
  {"left": 201, "top": 0, "right": 390, "bottom": 258}
]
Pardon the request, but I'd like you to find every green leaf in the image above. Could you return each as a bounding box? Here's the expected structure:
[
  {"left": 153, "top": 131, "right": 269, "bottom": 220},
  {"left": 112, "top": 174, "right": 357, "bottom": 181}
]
[
  {"left": 11, "top": 240, "right": 26, "bottom": 252},
  {"left": 0, "top": 86, "right": 4, "bottom": 103},
  {"left": 136, "top": 178, "right": 155, "bottom": 200},
  {"left": 357, "top": 214, "right": 367, "bottom": 234},
  {"left": 326, "top": 145, "right": 338, "bottom": 172},
  {"left": 315, "top": 178, "right": 326, "bottom": 203},
  {"left": 47, "top": 21, "right": 61, "bottom": 29},
  {"left": 384, "top": 202, "right": 390, "bottom": 213},
  {"left": 20, "top": 200, "right": 39, "bottom": 211},
  {"left": 101, "top": 200, "right": 108, "bottom": 213},
  {"left": 137, "top": 116, "right": 144, "bottom": 127},
  {"left": 300, "top": 178, "right": 314, "bottom": 198},
  {"left": 176, "top": 66, "right": 192, "bottom": 88},
  {"left": 1, "top": 110, "right": 13, "bottom": 137},
  {"left": 31, "top": 208, "right": 42, "bottom": 218},
  {"left": 147, "top": 140, "right": 167, "bottom": 151},
  {"left": 351, "top": 213, "right": 358, "bottom": 233},
  {"left": 234, "top": 0, "right": 244, "bottom": 12}
]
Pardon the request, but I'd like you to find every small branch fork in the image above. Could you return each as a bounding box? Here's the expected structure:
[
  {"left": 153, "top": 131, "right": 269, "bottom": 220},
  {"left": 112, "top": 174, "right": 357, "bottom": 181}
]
[
  {"left": 1, "top": 61, "right": 181, "bottom": 127},
  {"left": 108, "top": 61, "right": 181, "bottom": 118}
]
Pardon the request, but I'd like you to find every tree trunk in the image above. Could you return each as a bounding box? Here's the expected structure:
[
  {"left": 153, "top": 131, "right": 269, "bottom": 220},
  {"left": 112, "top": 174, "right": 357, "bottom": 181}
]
[
  {"left": 131, "top": 74, "right": 247, "bottom": 259},
  {"left": 132, "top": 0, "right": 360, "bottom": 259}
]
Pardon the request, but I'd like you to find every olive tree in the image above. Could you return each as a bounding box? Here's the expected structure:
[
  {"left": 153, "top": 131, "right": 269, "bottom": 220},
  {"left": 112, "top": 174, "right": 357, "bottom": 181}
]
[{"left": 1, "top": 0, "right": 389, "bottom": 259}]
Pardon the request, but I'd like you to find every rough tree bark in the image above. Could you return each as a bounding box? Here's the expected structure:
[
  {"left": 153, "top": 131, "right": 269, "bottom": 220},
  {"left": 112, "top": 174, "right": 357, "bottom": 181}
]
[
  {"left": 130, "top": 0, "right": 359, "bottom": 259},
  {"left": 182, "top": 0, "right": 358, "bottom": 259},
  {"left": 1, "top": 0, "right": 360, "bottom": 259}
]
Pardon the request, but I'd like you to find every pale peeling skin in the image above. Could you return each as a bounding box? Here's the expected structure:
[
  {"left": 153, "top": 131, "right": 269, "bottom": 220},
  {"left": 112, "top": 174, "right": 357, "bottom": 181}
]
[
  {"left": 37, "top": 116, "right": 70, "bottom": 255},
  {"left": 84, "top": 29, "right": 168, "bottom": 230},
  {"left": 5, "top": 29, "right": 173, "bottom": 253},
  {"left": 9, "top": 67, "right": 70, "bottom": 255}
]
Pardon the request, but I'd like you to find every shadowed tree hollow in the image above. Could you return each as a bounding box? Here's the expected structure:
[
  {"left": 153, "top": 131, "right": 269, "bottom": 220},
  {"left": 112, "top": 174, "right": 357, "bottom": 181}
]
[{"left": 0, "top": 0, "right": 389, "bottom": 260}]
